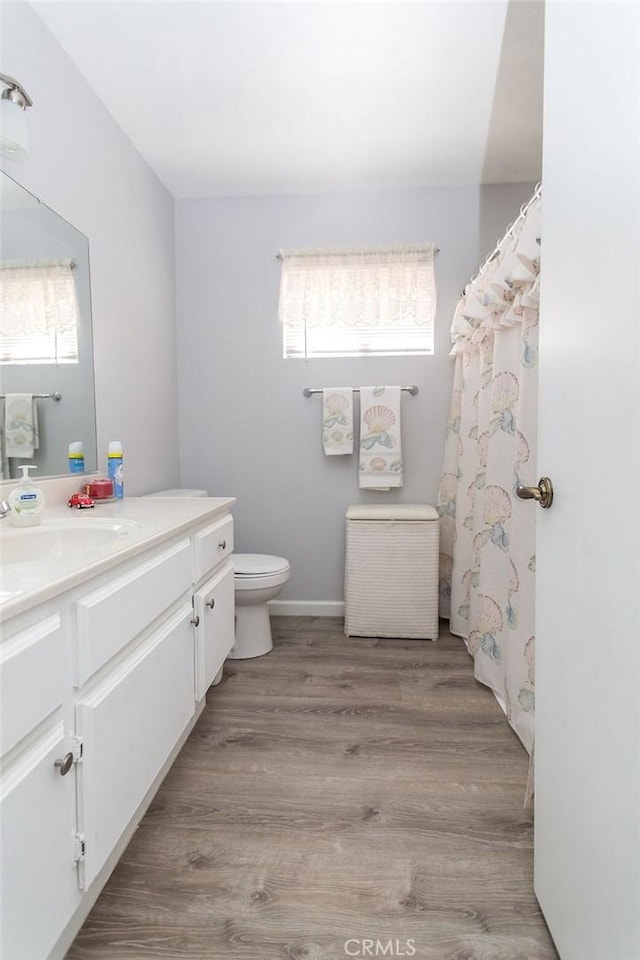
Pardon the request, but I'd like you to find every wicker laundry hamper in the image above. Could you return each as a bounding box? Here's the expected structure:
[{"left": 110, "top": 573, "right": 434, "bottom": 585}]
[{"left": 344, "top": 504, "right": 440, "bottom": 640}]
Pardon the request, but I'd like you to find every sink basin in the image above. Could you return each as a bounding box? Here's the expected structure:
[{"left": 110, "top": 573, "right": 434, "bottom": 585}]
[{"left": 0, "top": 517, "right": 141, "bottom": 565}]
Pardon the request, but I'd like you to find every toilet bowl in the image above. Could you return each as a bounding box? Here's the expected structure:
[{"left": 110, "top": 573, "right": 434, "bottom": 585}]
[{"left": 228, "top": 554, "right": 290, "bottom": 659}]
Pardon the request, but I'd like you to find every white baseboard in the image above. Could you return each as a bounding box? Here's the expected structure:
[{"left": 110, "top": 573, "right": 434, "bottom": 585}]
[{"left": 268, "top": 600, "right": 345, "bottom": 618}]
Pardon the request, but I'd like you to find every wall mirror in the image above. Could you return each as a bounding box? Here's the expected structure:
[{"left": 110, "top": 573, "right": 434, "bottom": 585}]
[{"left": 0, "top": 171, "right": 97, "bottom": 478}]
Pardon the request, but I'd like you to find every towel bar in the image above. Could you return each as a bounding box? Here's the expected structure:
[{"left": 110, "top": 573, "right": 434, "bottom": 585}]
[
  {"left": 0, "top": 392, "right": 62, "bottom": 401},
  {"left": 303, "top": 386, "right": 418, "bottom": 397}
]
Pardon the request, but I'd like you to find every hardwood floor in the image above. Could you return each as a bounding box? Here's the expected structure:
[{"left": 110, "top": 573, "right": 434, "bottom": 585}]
[{"left": 67, "top": 618, "right": 558, "bottom": 960}]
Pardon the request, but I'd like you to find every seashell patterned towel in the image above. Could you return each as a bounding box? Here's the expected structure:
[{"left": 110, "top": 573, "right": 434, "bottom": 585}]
[
  {"left": 4, "top": 393, "right": 39, "bottom": 459},
  {"left": 322, "top": 388, "right": 354, "bottom": 455},
  {"left": 359, "top": 386, "right": 403, "bottom": 489}
]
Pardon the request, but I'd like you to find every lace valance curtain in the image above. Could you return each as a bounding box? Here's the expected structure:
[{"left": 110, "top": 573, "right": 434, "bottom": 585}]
[
  {"left": 0, "top": 259, "right": 79, "bottom": 364},
  {"left": 279, "top": 245, "right": 437, "bottom": 358}
]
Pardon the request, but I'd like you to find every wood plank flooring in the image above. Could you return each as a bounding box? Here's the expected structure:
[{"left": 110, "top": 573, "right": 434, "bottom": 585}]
[{"left": 67, "top": 618, "right": 558, "bottom": 960}]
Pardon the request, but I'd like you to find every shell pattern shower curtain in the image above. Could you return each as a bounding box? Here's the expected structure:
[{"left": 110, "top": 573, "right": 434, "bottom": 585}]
[{"left": 438, "top": 194, "right": 541, "bottom": 754}]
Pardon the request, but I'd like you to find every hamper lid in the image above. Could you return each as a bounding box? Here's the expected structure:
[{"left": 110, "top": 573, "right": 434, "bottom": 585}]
[{"left": 346, "top": 504, "right": 439, "bottom": 521}]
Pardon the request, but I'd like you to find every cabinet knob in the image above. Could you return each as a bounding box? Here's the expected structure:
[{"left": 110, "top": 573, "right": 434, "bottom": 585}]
[
  {"left": 206, "top": 598, "right": 216, "bottom": 609},
  {"left": 54, "top": 753, "right": 74, "bottom": 776},
  {"left": 218, "top": 539, "right": 227, "bottom": 550},
  {"left": 191, "top": 614, "right": 200, "bottom": 627}
]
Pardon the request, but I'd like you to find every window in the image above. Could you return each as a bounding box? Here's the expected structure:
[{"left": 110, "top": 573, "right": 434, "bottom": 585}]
[
  {"left": 0, "top": 259, "right": 80, "bottom": 364},
  {"left": 279, "top": 244, "right": 436, "bottom": 359}
]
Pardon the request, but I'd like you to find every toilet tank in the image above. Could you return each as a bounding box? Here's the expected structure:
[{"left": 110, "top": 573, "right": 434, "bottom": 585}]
[{"left": 144, "top": 489, "right": 208, "bottom": 497}]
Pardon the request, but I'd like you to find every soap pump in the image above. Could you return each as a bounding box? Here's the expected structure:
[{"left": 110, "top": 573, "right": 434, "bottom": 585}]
[{"left": 8, "top": 465, "right": 45, "bottom": 527}]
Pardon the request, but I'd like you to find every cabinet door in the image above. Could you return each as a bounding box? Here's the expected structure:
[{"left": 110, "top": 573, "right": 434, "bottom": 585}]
[
  {"left": 1, "top": 725, "right": 81, "bottom": 960},
  {"left": 76, "top": 603, "right": 195, "bottom": 888},
  {"left": 193, "top": 560, "right": 235, "bottom": 700}
]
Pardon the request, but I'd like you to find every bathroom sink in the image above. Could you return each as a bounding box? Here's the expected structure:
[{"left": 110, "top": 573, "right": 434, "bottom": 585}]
[{"left": 0, "top": 517, "right": 141, "bottom": 566}]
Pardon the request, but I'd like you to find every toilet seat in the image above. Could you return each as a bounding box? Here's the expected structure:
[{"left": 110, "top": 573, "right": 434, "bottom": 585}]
[
  {"left": 234, "top": 554, "right": 289, "bottom": 576},
  {"left": 233, "top": 554, "right": 290, "bottom": 591}
]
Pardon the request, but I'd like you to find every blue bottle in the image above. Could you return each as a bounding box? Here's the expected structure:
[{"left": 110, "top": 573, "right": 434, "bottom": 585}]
[
  {"left": 68, "top": 441, "right": 85, "bottom": 474},
  {"left": 107, "top": 440, "right": 124, "bottom": 499}
]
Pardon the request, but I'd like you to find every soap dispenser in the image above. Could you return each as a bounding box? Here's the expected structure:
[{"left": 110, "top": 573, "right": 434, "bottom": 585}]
[{"left": 8, "top": 465, "right": 45, "bottom": 527}]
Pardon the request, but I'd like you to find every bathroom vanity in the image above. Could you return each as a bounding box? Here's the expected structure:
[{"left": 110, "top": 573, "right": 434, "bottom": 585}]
[{"left": 0, "top": 493, "right": 236, "bottom": 960}]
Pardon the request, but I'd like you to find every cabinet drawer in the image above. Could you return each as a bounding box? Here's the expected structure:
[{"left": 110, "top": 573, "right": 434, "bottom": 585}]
[
  {"left": 0, "top": 614, "right": 66, "bottom": 755},
  {"left": 193, "top": 560, "right": 235, "bottom": 699},
  {"left": 192, "top": 514, "right": 233, "bottom": 583},
  {"left": 74, "top": 538, "right": 192, "bottom": 686},
  {"left": 76, "top": 603, "right": 195, "bottom": 888}
]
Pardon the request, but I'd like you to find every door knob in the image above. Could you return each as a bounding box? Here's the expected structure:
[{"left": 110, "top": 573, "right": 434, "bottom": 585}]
[
  {"left": 191, "top": 614, "right": 200, "bottom": 627},
  {"left": 206, "top": 598, "right": 215, "bottom": 609},
  {"left": 54, "top": 753, "right": 74, "bottom": 776},
  {"left": 516, "top": 476, "right": 554, "bottom": 509}
]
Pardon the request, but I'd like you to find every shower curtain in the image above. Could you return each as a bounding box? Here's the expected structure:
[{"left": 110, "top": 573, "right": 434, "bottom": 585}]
[{"left": 438, "top": 193, "right": 541, "bottom": 754}]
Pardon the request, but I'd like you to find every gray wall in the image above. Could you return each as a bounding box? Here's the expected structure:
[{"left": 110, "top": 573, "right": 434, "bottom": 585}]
[
  {"left": 1, "top": 2, "right": 180, "bottom": 493},
  {"left": 0, "top": 2, "right": 534, "bottom": 537},
  {"left": 176, "top": 183, "right": 534, "bottom": 603}
]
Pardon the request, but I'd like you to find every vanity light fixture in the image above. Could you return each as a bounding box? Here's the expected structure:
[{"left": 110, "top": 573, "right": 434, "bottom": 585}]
[{"left": 0, "top": 72, "right": 33, "bottom": 160}]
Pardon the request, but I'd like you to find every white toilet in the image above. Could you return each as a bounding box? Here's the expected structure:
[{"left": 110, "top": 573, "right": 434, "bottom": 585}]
[
  {"left": 145, "top": 488, "right": 209, "bottom": 498},
  {"left": 228, "top": 553, "right": 290, "bottom": 659},
  {"left": 145, "top": 489, "right": 289, "bottom": 661}
]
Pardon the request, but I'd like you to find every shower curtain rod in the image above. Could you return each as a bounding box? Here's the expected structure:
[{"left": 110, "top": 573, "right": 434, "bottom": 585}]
[{"left": 467, "top": 181, "right": 542, "bottom": 289}]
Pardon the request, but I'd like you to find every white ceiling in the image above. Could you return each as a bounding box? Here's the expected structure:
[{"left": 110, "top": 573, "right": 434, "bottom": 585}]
[{"left": 31, "top": 0, "right": 544, "bottom": 200}]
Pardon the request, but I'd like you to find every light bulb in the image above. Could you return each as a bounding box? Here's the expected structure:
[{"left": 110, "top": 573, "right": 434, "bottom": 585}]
[{"left": 0, "top": 95, "right": 29, "bottom": 160}]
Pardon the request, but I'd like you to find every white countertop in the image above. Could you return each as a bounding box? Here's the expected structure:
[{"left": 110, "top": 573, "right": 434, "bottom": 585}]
[{"left": 0, "top": 496, "right": 236, "bottom": 621}]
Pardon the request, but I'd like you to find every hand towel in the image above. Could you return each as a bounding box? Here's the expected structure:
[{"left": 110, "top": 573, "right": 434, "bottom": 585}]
[
  {"left": 322, "top": 388, "right": 354, "bottom": 455},
  {"left": 0, "top": 400, "right": 8, "bottom": 479},
  {"left": 4, "top": 394, "right": 39, "bottom": 458},
  {"left": 359, "top": 386, "right": 403, "bottom": 489}
]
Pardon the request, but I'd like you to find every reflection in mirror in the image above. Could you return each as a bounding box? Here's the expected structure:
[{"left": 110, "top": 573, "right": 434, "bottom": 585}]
[{"left": 0, "top": 172, "right": 97, "bottom": 478}]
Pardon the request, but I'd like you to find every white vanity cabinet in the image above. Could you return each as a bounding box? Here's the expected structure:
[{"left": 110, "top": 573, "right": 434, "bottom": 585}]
[
  {"left": 0, "top": 611, "right": 82, "bottom": 960},
  {"left": 192, "top": 513, "right": 235, "bottom": 699},
  {"left": 1, "top": 724, "right": 82, "bottom": 960},
  {"left": 75, "top": 601, "right": 196, "bottom": 889},
  {"left": 0, "top": 498, "right": 235, "bottom": 960},
  {"left": 193, "top": 559, "right": 235, "bottom": 699}
]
